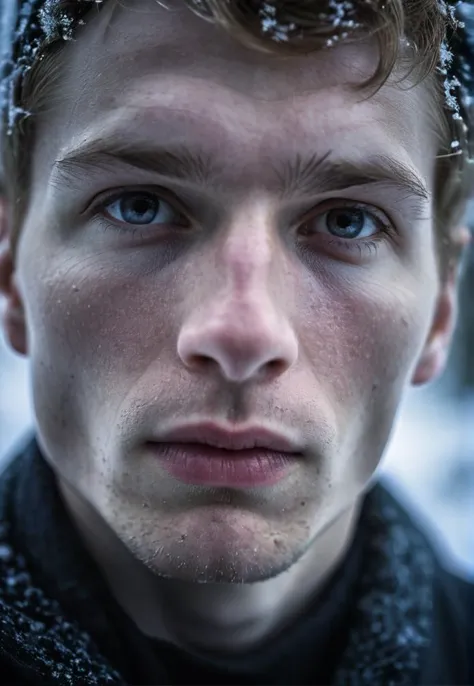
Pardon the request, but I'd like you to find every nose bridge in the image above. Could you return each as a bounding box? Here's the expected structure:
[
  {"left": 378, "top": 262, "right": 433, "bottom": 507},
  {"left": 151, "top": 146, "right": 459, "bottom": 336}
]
[
  {"left": 177, "top": 202, "right": 298, "bottom": 383},
  {"left": 219, "top": 202, "right": 275, "bottom": 304}
]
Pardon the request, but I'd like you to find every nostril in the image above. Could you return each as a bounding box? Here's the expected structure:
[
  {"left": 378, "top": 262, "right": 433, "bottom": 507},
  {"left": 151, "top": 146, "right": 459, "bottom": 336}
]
[
  {"left": 177, "top": 313, "right": 298, "bottom": 383},
  {"left": 186, "top": 353, "right": 218, "bottom": 372},
  {"left": 266, "top": 358, "right": 287, "bottom": 375}
]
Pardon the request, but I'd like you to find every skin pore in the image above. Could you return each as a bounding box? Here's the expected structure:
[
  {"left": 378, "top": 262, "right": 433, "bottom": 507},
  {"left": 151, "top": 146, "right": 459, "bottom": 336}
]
[{"left": 0, "top": 0, "right": 465, "bottom": 655}]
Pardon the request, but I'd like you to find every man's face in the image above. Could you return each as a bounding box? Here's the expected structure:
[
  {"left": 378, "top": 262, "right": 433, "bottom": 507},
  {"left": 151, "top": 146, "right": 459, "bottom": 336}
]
[{"left": 4, "top": 0, "right": 446, "bottom": 581}]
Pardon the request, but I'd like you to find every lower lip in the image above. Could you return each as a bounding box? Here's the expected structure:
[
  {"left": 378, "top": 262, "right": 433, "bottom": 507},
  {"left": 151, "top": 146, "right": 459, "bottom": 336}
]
[{"left": 146, "top": 442, "right": 293, "bottom": 487}]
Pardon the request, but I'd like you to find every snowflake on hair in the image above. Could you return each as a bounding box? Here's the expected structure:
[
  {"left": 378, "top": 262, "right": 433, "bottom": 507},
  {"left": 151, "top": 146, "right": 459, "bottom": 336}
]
[
  {"left": 259, "top": 3, "right": 297, "bottom": 42},
  {"left": 441, "top": 1, "right": 474, "bottom": 155}
]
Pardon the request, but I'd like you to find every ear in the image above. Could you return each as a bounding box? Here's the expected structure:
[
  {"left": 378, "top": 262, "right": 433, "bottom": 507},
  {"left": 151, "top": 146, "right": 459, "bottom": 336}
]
[
  {"left": 0, "top": 196, "right": 28, "bottom": 356},
  {"left": 411, "top": 227, "right": 471, "bottom": 386}
]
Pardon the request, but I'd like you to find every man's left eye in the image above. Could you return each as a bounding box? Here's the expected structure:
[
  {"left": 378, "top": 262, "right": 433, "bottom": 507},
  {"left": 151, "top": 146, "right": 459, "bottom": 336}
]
[{"left": 300, "top": 204, "right": 388, "bottom": 240}]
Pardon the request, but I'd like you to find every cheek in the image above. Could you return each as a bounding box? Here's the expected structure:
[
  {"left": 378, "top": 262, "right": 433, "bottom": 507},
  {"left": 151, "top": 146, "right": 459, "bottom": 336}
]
[
  {"left": 296, "top": 268, "right": 435, "bottom": 435},
  {"left": 20, "top": 250, "right": 183, "bottom": 446}
]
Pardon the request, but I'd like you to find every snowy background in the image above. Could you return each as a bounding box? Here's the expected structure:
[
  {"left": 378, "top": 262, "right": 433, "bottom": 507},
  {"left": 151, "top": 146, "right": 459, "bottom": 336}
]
[{"left": 1, "top": 236, "right": 474, "bottom": 580}]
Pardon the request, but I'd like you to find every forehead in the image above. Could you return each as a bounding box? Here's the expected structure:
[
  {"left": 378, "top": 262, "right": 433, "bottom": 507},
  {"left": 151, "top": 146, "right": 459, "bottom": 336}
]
[{"left": 34, "top": 0, "right": 437, "bottom": 184}]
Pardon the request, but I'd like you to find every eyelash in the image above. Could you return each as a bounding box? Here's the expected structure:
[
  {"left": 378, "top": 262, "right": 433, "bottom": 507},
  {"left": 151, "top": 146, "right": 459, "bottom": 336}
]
[
  {"left": 89, "top": 188, "right": 395, "bottom": 257},
  {"left": 89, "top": 187, "right": 190, "bottom": 237},
  {"left": 296, "top": 201, "right": 395, "bottom": 258}
]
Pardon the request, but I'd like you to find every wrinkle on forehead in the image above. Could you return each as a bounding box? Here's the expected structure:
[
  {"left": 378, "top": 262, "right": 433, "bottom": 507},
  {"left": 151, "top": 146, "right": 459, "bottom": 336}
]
[
  {"left": 64, "top": 0, "right": 379, "bottom": 99},
  {"left": 32, "top": 0, "right": 437, "bottom": 193}
]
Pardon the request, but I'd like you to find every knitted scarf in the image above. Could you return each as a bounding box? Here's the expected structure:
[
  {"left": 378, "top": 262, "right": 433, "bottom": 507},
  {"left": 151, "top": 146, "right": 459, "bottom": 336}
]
[{"left": 0, "top": 448, "right": 435, "bottom": 686}]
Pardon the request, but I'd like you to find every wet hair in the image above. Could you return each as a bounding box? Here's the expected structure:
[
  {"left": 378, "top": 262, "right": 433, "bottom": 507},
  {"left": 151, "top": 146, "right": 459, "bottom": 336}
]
[{"left": 1, "top": 0, "right": 473, "bottom": 277}]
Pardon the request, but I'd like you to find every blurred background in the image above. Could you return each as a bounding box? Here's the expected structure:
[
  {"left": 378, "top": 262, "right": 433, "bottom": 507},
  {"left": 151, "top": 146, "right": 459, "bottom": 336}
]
[{"left": 1, "top": 207, "right": 474, "bottom": 580}]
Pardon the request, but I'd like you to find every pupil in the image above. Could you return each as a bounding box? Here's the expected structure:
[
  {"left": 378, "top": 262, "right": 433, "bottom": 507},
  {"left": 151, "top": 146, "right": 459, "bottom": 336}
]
[
  {"left": 121, "top": 195, "right": 157, "bottom": 224},
  {"left": 327, "top": 209, "right": 364, "bottom": 238}
]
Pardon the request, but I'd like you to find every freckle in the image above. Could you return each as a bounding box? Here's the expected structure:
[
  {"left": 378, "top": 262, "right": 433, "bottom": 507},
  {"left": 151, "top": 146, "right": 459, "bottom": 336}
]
[
  {"left": 273, "top": 538, "right": 283, "bottom": 549},
  {"left": 300, "top": 501, "right": 306, "bottom": 507},
  {"left": 372, "top": 383, "right": 378, "bottom": 392}
]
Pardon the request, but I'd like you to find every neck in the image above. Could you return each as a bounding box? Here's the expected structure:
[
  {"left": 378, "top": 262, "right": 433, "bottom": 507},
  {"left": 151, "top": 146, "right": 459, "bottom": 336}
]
[{"left": 59, "top": 481, "right": 361, "bottom": 654}]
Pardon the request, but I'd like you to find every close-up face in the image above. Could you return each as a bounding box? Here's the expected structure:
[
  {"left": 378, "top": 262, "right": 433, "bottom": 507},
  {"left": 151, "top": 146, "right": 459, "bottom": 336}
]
[{"left": 2, "top": 0, "right": 451, "bottom": 583}]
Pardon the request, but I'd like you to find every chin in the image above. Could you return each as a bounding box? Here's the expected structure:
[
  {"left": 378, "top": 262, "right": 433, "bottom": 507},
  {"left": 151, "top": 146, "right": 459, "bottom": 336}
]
[
  {"left": 140, "top": 543, "right": 304, "bottom": 584},
  {"left": 122, "top": 513, "right": 311, "bottom": 584}
]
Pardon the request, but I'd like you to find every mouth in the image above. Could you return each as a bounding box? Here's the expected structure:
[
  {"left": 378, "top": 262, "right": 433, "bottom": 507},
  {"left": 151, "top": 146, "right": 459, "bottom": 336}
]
[{"left": 145, "top": 422, "right": 304, "bottom": 488}]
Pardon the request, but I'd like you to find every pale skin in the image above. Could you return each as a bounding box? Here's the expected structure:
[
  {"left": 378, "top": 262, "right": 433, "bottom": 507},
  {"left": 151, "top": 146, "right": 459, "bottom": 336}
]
[{"left": 0, "top": 0, "right": 469, "bottom": 655}]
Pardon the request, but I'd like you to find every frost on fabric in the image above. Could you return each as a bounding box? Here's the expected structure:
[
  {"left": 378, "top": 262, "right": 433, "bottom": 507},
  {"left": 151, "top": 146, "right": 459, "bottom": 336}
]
[
  {"left": 0, "top": 0, "right": 100, "bottom": 134},
  {"left": 38, "top": 0, "right": 75, "bottom": 41},
  {"left": 0, "top": 520, "right": 124, "bottom": 683},
  {"left": 437, "top": 0, "right": 473, "bottom": 145},
  {"left": 439, "top": 0, "right": 465, "bottom": 25},
  {"left": 37, "top": 0, "right": 103, "bottom": 41},
  {"left": 439, "top": 39, "right": 464, "bottom": 126},
  {"left": 0, "top": 0, "right": 16, "bottom": 86}
]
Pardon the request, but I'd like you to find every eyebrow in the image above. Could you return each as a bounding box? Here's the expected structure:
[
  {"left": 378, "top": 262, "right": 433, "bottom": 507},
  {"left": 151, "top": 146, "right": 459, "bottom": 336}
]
[
  {"left": 273, "top": 151, "right": 430, "bottom": 203},
  {"left": 53, "top": 136, "right": 430, "bottom": 205}
]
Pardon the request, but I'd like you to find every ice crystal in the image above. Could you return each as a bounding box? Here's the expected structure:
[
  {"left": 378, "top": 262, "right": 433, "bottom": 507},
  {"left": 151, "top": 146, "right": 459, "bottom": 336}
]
[
  {"left": 320, "top": 0, "right": 360, "bottom": 32},
  {"left": 0, "top": 0, "right": 16, "bottom": 76},
  {"left": 38, "top": 0, "right": 75, "bottom": 41},
  {"left": 259, "top": 3, "right": 296, "bottom": 43},
  {"left": 1, "top": 0, "right": 100, "bottom": 135}
]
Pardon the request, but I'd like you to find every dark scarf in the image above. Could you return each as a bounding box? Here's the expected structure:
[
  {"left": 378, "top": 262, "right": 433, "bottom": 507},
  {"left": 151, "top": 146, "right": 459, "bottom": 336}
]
[{"left": 0, "top": 438, "right": 436, "bottom": 686}]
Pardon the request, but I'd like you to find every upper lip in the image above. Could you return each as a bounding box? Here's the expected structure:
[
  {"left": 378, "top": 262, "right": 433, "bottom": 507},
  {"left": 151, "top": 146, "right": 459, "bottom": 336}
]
[{"left": 151, "top": 422, "right": 303, "bottom": 453}]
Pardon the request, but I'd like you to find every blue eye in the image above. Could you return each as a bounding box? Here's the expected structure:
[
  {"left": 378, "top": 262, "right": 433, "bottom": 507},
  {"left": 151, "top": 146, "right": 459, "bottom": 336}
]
[
  {"left": 325, "top": 208, "right": 378, "bottom": 239},
  {"left": 300, "top": 204, "right": 388, "bottom": 241},
  {"left": 103, "top": 192, "right": 181, "bottom": 226}
]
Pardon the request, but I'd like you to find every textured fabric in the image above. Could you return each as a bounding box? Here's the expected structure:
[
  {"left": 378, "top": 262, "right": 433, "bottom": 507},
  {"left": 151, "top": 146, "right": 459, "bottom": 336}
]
[{"left": 0, "top": 437, "right": 473, "bottom": 685}]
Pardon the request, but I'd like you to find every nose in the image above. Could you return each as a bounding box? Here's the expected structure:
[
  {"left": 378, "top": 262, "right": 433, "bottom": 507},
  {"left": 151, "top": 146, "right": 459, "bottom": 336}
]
[{"left": 177, "top": 284, "right": 298, "bottom": 384}]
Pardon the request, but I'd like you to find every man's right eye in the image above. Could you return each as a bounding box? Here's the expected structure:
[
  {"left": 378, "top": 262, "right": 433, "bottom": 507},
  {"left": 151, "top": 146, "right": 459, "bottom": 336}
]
[{"left": 100, "top": 191, "right": 187, "bottom": 228}]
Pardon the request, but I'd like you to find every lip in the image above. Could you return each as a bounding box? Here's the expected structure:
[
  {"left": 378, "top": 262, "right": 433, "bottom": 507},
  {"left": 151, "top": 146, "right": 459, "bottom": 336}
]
[
  {"left": 151, "top": 421, "right": 303, "bottom": 453},
  {"left": 146, "top": 421, "right": 303, "bottom": 488}
]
